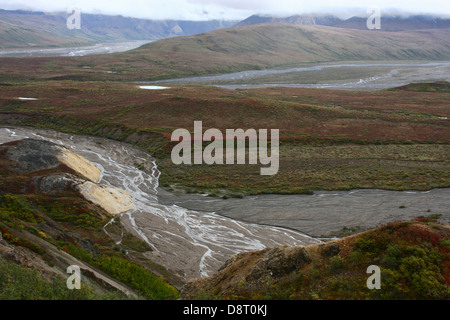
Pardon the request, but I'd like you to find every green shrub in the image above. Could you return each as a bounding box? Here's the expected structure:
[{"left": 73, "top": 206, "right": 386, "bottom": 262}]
[
  {"left": 330, "top": 256, "right": 345, "bottom": 272},
  {"left": 0, "top": 194, "right": 40, "bottom": 223},
  {"left": 94, "top": 255, "right": 179, "bottom": 300},
  {"left": 61, "top": 243, "right": 178, "bottom": 300},
  {"left": 33, "top": 197, "right": 104, "bottom": 230},
  {"left": 0, "top": 259, "right": 124, "bottom": 300}
]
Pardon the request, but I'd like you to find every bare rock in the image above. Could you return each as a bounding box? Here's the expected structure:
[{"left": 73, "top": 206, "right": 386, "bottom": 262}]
[
  {"left": 56, "top": 147, "right": 101, "bottom": 183},
  {"left": 6, "top": 139, "right": 61, "bottom": 172},
  {"left": 249, "top": 246, "right": 312, "bottom": 280},
  {"left": 77, "top": 181, "right": 134, "bottom": 215},
  {"left": 5, "top": 138, "right": 101, "bottom": 182},
  {"left": 33, "top": 173, "right": 83, "bottom": 194}
]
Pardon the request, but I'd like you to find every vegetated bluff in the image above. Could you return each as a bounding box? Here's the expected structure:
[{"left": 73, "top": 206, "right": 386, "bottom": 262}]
[
  {"left": 0, "top": 138, "right": 180, "bottom": 299},
  {"left": 181, "top": 220, "right": 450, "bottom": 300}
]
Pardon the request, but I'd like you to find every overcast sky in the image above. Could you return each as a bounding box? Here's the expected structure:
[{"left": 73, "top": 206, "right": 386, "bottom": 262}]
[{"left": 1, "top": 0, "right": 449, "bottom": 20}]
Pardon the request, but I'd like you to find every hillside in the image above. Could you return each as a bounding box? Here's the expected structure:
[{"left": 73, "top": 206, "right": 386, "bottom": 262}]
[
  {"left": 0, "top": 18, "right": 101, "bottom": 49},
  {"left": 234, "top": 14, "right": 342, "bottom": 27},
  {"left": 149, "top": 22, "right": 450, "bottom": 60},
  {"left": 0, "top": 9, "right": 236, "bottom": 49},
  {"left": 1, "top": 23, "right": 450, "bottom": 82},
  {"left": 127, "top": 23, "right": 450, "bottom": 78},
  {"left": 181, "top": 219, "right": 450, "bottom": 299},
  {"left": 0, "top": 138, "right": 181, "bottom": 299},
  {"left": 2, "top": 10, "right": 449, "bottom": 51},
  {"left": 0, "top": 81, "right": 448, "bottom": 198}
]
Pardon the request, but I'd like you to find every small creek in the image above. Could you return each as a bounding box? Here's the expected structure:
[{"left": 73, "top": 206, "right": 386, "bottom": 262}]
[
  {"left": 0, "top": 127, "right": 318, "bottom": 279},
  {"left": 141, "top": 61, "right": 450, "bottom": 90},
  {"left": 1, "top": 127, "right": 448, "bottom": 279}
]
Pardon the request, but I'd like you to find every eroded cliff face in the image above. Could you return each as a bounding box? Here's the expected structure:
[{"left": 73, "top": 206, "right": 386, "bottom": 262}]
[
  {"left": 77, "top": 182, "right": 134, "bottom": 215},
  {"left": 3, "top": 138, "right": 134, "bottom": 215},
  {"left": 0, "top": 137, "right": 182, "bottom": 298},
  {"left": 56, "top": 147, "right": 101, "bottom": 183}
]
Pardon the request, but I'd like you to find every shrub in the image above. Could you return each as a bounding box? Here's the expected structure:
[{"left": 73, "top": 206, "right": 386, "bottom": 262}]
[
  {"left": 0, "top": 259, "right": 125, "bottom": 300},
  {"left": 0, "top": 194, "right": 40, "bottom": 223},
  {"left": 330, "top": 256, "right": 345, "bottom": 272},
  {"left": 94, "top": 255, "right": 179, "bottom": 300}
]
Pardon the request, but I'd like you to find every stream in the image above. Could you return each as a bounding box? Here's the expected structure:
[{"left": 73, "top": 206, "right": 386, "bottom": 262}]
[
  {"left": 0, "top": 40, "right": 153, "bottom": 58},
  {"left": 1, "top": 127, "right": 449, "bottom": 280},
  {"left": 142, "top": 61, "right": 450, "bottom": 90},
  {"left": 0, "top": 127, "right": 319, "bottom": 279}
]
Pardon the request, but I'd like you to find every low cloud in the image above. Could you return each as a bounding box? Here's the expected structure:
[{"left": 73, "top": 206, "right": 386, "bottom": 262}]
[{"left": 0, "top": 0, "right": 449, "bottom": 20}]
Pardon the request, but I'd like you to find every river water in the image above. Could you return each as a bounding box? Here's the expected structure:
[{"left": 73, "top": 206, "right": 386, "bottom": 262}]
[
  {"left": 0, "top": 127, "right": 319, "bottom": 280},
  {"left": 1, "top": 127, "right": 449, "bottom": 279},
  {"left": 142, "top": 61, "right": 450, "bottom": 90},
  {"left": 2, "top": 41, "right": 448, "bottom": 91},
  {"left": 0, "top": 40, "right": 153, "bottom": 58}
]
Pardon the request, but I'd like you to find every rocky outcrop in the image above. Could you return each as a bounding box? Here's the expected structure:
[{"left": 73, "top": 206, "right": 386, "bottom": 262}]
[
  {"left": 6, "top": 139, "right": 62, "bottom": 172},
  {"left": 77, "top": 182, "right": 134, "bottom": 215},
  {"left": 56, "top": 147, "right": 101, "bottom": 183},
  {"left": 181, "top": 245, "right": 313, "bottom": 299},
  {"left": 3, "top": 138, "right": 133, "bottom": 215},
  {"left": 6, "top": 138, "right": 100, "bottom": 182},
  {"left": 34, "top": 173, "right": 84, "bottom": 193},
  {"left": 249, "top": 246, "right": 312, "bottom": 280}
]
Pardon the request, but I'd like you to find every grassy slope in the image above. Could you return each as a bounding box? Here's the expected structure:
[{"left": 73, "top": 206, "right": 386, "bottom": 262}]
[
  {"left": 0, "top": 81, "right": 448, "bottom": 196},
  {"left": 0, "top": 258, "right": 125, "bottom": 300},
  {"left": 133, "top": 23, "right": 450, "bottom": 67},
  {"left": 0, "top": 23, "right": 449, "bottom": 301},
  {"left": 1, "top": 24, "right": 450, "bottom": 82},
  {"left": 0, "top": 23, "right": 449, "bottom": 195},
  {"left": 182, "top": 219, "right": 450, "bottom": 300}
]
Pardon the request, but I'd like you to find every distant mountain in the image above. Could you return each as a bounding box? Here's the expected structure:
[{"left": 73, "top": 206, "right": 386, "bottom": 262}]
[
  {"left": 0, "top": 9, "right": 237, "bottom": 48},
  {"left": 110, "top": 23, "right": 450, "bottom": 81},
  {"left": 235, "top": 14, "right": 342, "bottom": 27},
  {"left": 333, "top": 15, "right": 450, "bottom": 31},
  {"left": 2, "top": 22, "right": 449, "bottom": 82},
  {"left": 235, "top": 13, "right": 450, "bottom": 31}
]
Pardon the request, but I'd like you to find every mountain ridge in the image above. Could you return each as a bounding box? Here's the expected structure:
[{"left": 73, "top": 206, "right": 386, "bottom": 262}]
[
  {"left": 1, "top": 23, "right": 450, "bottom": 82},
  {"left": 235, "top": 13, "right": 450, "bottom": 31},
  {"left": 0, "top": 9, "right": 237, "bottom": 48}
]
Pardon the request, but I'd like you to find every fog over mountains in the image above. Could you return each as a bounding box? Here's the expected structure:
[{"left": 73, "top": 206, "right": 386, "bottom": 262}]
[
  {"left": 0, "top": 9, "right": 237, "bottom": 48},
  {"left": 235, "top": 14, "right": 450, "bottom": 31},
  {"left": 0, "top": 8, "right": 450, "bottom": 49}
]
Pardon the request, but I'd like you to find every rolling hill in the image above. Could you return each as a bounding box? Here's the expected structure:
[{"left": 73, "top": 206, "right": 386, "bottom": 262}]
[
  {"left": 1, "top": 22, "right": 449, "bottom": 82},
  {"left": 132, "top": 23, "right": 450, "bottom": 68}
]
